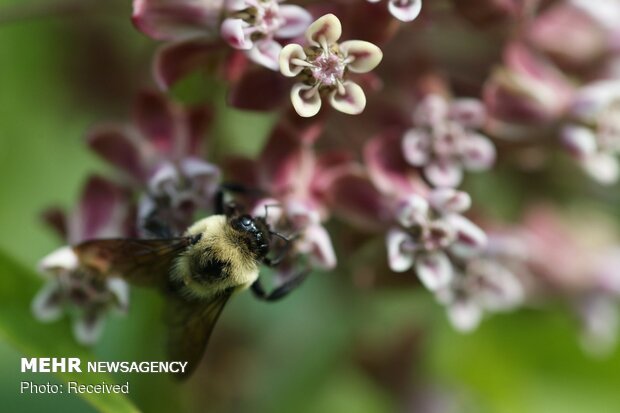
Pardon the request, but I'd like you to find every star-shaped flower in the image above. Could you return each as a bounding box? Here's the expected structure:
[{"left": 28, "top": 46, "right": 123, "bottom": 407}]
[{"left": 279, "top": 14, "right": 383, "bottom": 117}]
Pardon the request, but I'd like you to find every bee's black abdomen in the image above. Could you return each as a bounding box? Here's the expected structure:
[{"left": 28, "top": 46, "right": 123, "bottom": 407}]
[{"left": 190, "top": 257, "right": 230, "bottom": 283}]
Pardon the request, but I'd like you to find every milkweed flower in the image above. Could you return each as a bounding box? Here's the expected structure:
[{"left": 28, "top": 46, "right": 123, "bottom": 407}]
[
  {"left": 366, "top": 0, "right": 422, "bottom": 22},
  {"left": 32, "top": 177, "right": 131, "bottom": 345},
  {"left": 561, "top": 79, "right": 620, "bottom": 184},
  {"left": 279, "top": 14, "right": 383, "bottom": 117},
  {"left": 387, "top": 188, "right": 487, "bottom": 291},
  {"left": 220, "top": 0, "right": 312, "bottom": 70},
  {"left": 402, "top": 94, "right": 496, "bottom": 187},
  {"left": 87, "top": 91, "right": 220, "bottom": 236},
  {"left": 436, "top": 258, "right": 524, "bottom": 332},
  {"left": 225, "top": 115, "right": 348, "bottom": 273}
]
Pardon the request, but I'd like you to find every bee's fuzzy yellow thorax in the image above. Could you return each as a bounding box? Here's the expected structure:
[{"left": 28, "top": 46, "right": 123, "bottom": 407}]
[{"left": 172, "top": 215, "right": 260, "bottom": 299}]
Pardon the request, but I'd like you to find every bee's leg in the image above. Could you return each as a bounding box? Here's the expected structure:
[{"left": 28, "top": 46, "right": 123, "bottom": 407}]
[{"left": 251, "top": 269, "right": 310, "bottom": 302}]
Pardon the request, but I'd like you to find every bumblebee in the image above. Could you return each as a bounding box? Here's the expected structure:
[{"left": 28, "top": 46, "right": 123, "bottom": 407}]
[{"left": 73, "top": 189, "right": 308, "bottom": 378}]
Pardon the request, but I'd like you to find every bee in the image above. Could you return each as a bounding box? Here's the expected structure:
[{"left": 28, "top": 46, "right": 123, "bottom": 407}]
[{"left": 72, "top": 189, "right": 308, "bottom": 378}]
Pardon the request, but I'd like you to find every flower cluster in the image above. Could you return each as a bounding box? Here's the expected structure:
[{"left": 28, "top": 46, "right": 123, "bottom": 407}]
[
  {"left": 31, "top": 0, "right": 620, "bottom": 357},
  {"left": 33, "top": 177, "right": 132, "bottom": 344}
]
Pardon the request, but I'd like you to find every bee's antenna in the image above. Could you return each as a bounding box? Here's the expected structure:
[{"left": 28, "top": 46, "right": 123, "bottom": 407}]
[{"left": 263, "top": 203, "right": 282, "bottom": 222}]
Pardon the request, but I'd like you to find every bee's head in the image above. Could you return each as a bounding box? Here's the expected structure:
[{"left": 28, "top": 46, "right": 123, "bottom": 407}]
[{"left": 229, "top": 214, "right": 272, "bottom": 260}]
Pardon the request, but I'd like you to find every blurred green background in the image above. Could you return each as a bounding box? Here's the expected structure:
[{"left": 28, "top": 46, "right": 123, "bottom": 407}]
[{"left": 1, "top": 1, "right": 620, "bottom": 412}]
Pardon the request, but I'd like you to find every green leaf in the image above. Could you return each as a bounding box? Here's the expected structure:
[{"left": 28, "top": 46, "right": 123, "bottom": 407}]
[{"left": 0, "top": 249, "right": 140, "bottom": 413}]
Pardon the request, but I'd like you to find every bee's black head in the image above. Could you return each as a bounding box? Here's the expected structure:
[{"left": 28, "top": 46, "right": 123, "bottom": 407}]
[{"left": 230, "top": 214, "right": 271, "bottom": 260}]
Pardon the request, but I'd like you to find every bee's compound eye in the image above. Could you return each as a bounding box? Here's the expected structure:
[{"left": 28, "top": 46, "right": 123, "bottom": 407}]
[{"left": 241, "top": 216, "right": 252, "bottom": 227}]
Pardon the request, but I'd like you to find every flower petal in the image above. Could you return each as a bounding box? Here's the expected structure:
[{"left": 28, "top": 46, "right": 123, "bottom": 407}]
[
  {"left": 570, "top": 79, "right": 620, "bottom": 121},
  {"left": 252, "top": 197, "right": 283, "bottom": 228},
  {"left": 220, "top": 18, "right": 253, "bottom": 50},
  {"left": 424, "top": 160, "right": 463, "bottom": 188},
  {"left": 415, "top": 251, "right": 453, "bottom": 291},
  {"left": 394, "top": 194, "right": 429, "bottom": 228},
  {"left": 31, "top": 281, "right": 64, "bottom": 322},
  {"left": 561, "top": 125, "right": 598, "bottom": 159},
  {"left": 582, "top": 152, "right": 620, "bottom": 184},
  {"left": 402, "top": 129, "right": 431, "bottom": 166},
  {"left": 276, "top": 5, "right": 313, "bottom": 38},
  {"left": 428, "top": 188, "right": 471, "bottom": 214},
  {"left": 326, "top": 167, "right": 388, "bottom": 231},
  {"left": 329, "top": 81, "right": 367, "bottom": 115},
  {"left": 449, "top": 98, "right": 487, "bottom": 129},
  {"left": 298, "top": 224, "right": 337, "bottom": 270},
  {"left": 41, "top": 207, "right": 68, "bottom": 240},
  {"left": 414, "top": 94, "right": 449, "bottom": 127},
  {"left": 446, "top": 214, "right": 487, "bottom": 257},
  {"left": 73, "top": 176, "right": 127, "bottom": 241},
  {"left": 291, "top": 83, "right": 322, "bottom": 118},
  {"left": 86, "top": 124, "right": 145, "bottom": 180},
  {"left": 386, "top": 228, "right": 415, "bottom": 272},
  {"left": 39, "top": 246, "right": 79, "bottom": 274},
  {"left": 73, "top": 311, "right": 106, "bottom": 346},
  {"left": 339, "top": 40, "right": 383, "bottom": 74},
  {"left": 279, "top": 44, "right": 308, "bottom": 77},
  {"left": 460, "top": 133, "right": 496, "bottom": 171},
  {"left": 446, "top": 297, "right": 483, "bottom": 333},
  {"left": 306, "top": 14, "right": 342, "bottom": 48},
  {"left": 133, "top": 91, "right": 178, "bottom": 156},
  {"left": 132, "top": 0, "right": 221, "bottom": 41},
  {"left": 466, "top": 259, "right": 524, "bottom": 311},
  {"left": 228, "top": 67, "right": 288, "bottom": 111},
  {"left": 364, "top": 132, "right": 429, "bottom": 196},
  {"left": 388, "top": 0, "right": 422, "bottom": 22},
  {"left": 153, "top": 39, "right": 223, "bottom": 91},
  {"left": 247, "top": 39, "right": 282, "bottom": 71},
  {"left": 107, "top": 278, "right": 130, "bottom": 313}
]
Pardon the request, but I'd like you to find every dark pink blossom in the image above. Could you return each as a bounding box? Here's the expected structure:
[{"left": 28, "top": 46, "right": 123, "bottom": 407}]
[{"left": 87, "top": 91, "right": 220, "bottom": 235}]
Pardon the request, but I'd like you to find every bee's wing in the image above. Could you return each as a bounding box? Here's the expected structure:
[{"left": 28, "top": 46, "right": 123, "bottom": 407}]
[
  {"left": 165, "top": 290, "right": 232, "bottom": 379},
  {"left": 73, "top": 238, "right": 192, "bottom": 287}
]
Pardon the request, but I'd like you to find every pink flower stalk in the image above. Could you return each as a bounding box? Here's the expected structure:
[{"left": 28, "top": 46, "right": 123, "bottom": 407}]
[
  {"left": 279, "top": 14, "right": 383, "bottom": 117},
  {"left": 561, "top": 79, "right": 620, "bottom": 184},
  {"left": 386, "top": 188, "right": 487, "bottom": 291},
  {"left": 366, "top": 0, "right": 422, "bottom": 23},
  {"left": 87, "top": 91, "right": 220, "bottom": 235},
  {"left": 32, "top": 176, "right": 132, "bottom": 345},
  {"left": 220, "top": 0, "right": 312, "bottom": 70},
  {"left": 402, "top": 94, "right": 496, "bottom": 188}
]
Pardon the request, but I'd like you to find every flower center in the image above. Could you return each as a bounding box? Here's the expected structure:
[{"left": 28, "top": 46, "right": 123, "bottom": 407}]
[
  {"left": 254, "top": 1, "right": 282, "bottom": 34},
  {"left": 310, "top": 52, "right": 345, "bottom": 86},
  {"left": 432, "top": 121, "right": 464, "bottom": 158}
]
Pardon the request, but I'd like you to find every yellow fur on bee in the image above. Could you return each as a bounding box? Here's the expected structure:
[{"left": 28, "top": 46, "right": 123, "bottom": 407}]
[{"left": 171, "top": 215, "right": 260, "bottom": 299}]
